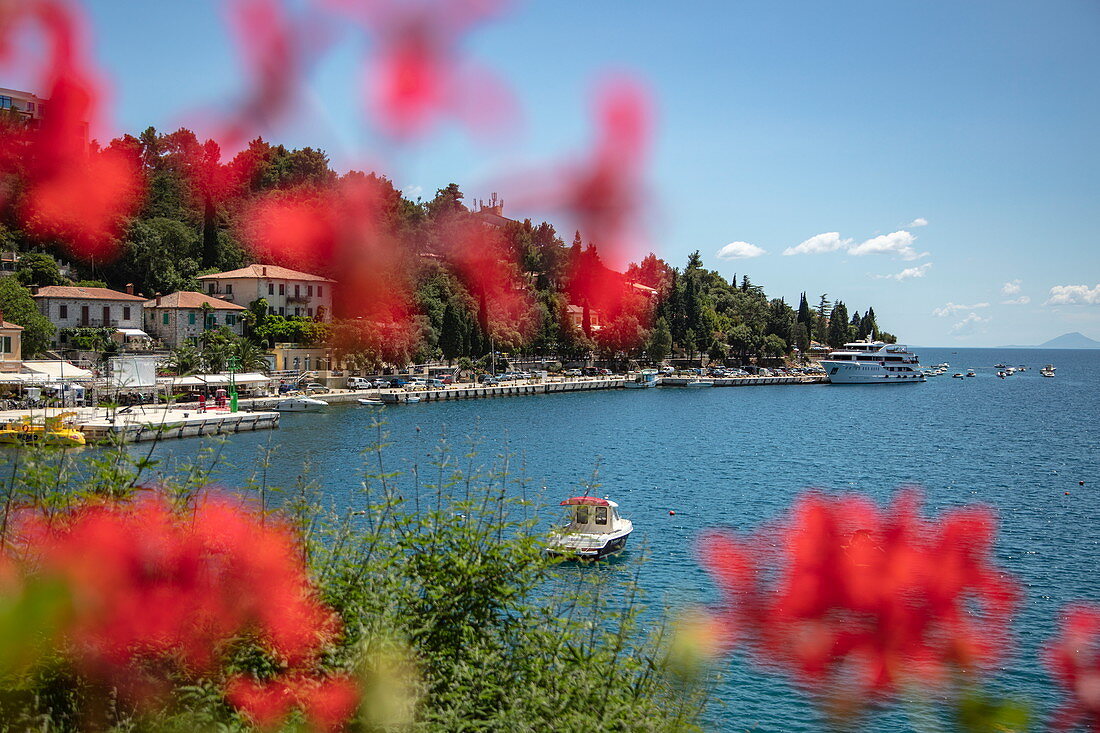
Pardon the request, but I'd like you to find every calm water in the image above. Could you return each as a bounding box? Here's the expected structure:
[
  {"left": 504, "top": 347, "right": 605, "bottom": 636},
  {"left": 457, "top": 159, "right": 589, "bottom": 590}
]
[{"left": 118, "top": 348, "right": 1099, "bottom": 730}]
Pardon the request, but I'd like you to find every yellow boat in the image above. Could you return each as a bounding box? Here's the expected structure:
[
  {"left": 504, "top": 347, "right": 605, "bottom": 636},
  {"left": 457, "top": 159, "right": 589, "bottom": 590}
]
[{"left": 0, "top": 412, "right": 86, "bottom": 447}]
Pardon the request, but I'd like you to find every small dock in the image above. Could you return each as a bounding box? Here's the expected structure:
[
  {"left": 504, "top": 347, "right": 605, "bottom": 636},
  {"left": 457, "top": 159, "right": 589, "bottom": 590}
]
[
  {"left": 78, "top": 408, "right": 280, "bottom": 443},
  {"left": 0, "top": 406, "right": 280, "bottom": 445}
]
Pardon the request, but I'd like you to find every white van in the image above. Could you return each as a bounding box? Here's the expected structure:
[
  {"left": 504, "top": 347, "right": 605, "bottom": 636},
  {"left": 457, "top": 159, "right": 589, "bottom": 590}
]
[{"left": 347, "top": 377, "right": 373, "bottom": 389}]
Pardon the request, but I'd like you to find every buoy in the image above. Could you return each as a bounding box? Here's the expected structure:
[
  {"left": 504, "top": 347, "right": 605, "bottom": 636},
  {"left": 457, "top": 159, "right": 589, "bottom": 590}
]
[
  {"left": 669, "top": 510, "right": 676, "bottom": 516},
  {"left": 1080, "top": 481, "right": 1086, "bottom": 486},
  {"left": 1065, "top": 492, "right": 1071, "bottom": 496}
]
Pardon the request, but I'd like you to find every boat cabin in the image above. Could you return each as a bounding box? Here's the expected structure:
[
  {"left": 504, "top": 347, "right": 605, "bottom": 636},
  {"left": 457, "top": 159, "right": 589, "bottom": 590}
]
[{"left": 560, "top": 496, "right": 621, "bottom": 532}]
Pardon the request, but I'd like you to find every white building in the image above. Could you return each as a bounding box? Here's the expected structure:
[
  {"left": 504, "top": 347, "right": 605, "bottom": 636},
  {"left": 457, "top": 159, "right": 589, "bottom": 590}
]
[
  {"left": 33, "top": 285, "right": 147, "bottom": 348},
  {"left": 0, "top": 87, "right": 47, "bottom": 125},
  {"left": 143, "top": 291, "right": 246, "bottom": 348},
  {"left": 196, "top": 264, "right": 334, "bottom": 321}
]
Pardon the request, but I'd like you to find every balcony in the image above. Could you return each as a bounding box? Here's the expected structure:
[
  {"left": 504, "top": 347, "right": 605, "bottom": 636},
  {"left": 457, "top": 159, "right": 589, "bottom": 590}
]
[
  {"left": 76, "top": 319, "right": 120, "bottom": 328},
  {"left": 286, "top": 295, "right": 310, "bottom": 304}
]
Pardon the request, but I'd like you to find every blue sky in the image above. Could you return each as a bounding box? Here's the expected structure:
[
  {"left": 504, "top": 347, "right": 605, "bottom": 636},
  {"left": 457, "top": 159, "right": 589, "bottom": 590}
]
[{"left": 36, "top": 1, "right": 1100, "bottom": 345}]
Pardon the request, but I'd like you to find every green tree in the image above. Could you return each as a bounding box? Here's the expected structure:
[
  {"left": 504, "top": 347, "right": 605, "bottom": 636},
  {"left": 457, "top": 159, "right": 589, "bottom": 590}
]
[
  {"left": 15, "top": 253, "right": 65, "bottom": 288},
  {"left": 645, "top": 317, "right": 673, "bottom": 363},
  {"left": 827, "top": 300, "right": 851, "bottom": 348},
  {"left": 0, "top": 278, "right": 54, "bottom": 356}
]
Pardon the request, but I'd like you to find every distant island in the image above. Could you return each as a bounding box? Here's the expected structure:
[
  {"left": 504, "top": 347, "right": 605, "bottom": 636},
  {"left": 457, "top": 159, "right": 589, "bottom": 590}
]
[{"left": 1002, "top": 332, "right": 1100, "bottom": 349}]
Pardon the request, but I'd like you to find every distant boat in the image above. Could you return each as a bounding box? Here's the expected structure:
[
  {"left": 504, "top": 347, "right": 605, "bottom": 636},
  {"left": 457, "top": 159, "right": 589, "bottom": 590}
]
[
  {"left": 357, "top": 398, "right": 385, "bottom": 406},
  {"left": 966, "top": 369, "right": 977, "bottom": 378},
  {"left": 684, "top": 379, "right": 714, "bottom": 388},
  {"left": 1040, "top": 364, "right": 1056, "bottom": 378},
  {"left": 953, "top": 373, "right": 965, "bottom": 379}
]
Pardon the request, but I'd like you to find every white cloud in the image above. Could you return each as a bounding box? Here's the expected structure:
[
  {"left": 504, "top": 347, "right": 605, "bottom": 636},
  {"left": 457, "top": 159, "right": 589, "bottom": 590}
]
[
  {"left": 402, "top": 184, "right": 423, "bottom": 199},
  {"left": 783, "top": 232, "right": 851, "bottom": 256},
  {"left": 950, "top": 312, "right": 992, "bottom": 335},
  {"left": 1001, "top": 279, "right": 1022, "bottom": 296},
  {"left": 848, "top": 230, "right": 926, "bottom": 260},
  {"left": 716, "top": 241, "right": 766, "bottom": 260},
  {"left": 1046, "top": 284, "right": 1100, "bottom": 305},
  {"left": 874, "top": 263, "right": 933, "bottom": 281},
  {"left": 907, "top": 217, "right": 928, "bottom": 227},
  {"left": 933, "top": 300, "right": 989, "bottom": 317},
  {"left": 1001, "top": 296, "right": 1030, "bottom": 305}
]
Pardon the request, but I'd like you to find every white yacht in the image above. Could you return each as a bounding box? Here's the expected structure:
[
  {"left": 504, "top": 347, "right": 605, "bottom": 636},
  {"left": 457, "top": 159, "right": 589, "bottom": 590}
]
[{"left": 820, "top": 340, "right": 925, "bottom": 384}]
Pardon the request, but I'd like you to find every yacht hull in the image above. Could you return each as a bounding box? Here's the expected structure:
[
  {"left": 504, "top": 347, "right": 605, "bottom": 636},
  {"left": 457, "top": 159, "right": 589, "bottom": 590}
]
[{"left": 823, "top": 362, "right": 926, "bottom": 384}]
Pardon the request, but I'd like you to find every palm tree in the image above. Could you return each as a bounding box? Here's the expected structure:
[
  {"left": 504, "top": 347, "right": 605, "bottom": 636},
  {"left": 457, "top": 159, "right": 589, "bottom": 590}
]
[
  {"left": 167, "top": 343, "right": 200, "bottom": 376},
  {"left": 232, "top": 338, "right": 270, "bottom": 374}
]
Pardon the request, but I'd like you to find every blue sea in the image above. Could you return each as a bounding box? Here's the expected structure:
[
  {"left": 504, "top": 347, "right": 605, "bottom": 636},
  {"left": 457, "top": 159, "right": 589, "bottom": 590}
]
[{"left": 115, "top": 348, "right": 1100, "bottom": 730}]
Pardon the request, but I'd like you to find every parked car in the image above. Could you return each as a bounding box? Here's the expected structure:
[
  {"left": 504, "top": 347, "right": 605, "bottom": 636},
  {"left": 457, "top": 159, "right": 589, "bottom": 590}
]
[
  {"left": 347, "top": 377, "right": 373, "bottom": 389},
  {"left": 304, "top": 383, "right": 329, "bottom": 394},
  {"left": 563, "top": 369, "right": 582, "bottom": 377}
]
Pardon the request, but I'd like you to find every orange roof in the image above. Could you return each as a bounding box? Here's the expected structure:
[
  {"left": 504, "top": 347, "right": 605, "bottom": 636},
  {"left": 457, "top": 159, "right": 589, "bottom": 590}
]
[
  {"left": 34, "top": 286, "right": 146, "bottom": 302},
  {"left": 0, "top": 321, "right": 24, "bottom": 331},
  {"left": 144, "top": 291, "right": 245, "bottom": 310},
  {"left": 196, "top": 264, "right": 334, "bottom": 283}
]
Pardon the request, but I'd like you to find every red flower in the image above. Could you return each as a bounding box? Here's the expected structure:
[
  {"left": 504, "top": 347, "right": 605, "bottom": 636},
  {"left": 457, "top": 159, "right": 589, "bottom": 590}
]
[
  {"left": 14, "top": 493, "right": 343, "bottom": 699},
  {"left": 1047, "top": 604, "right": 1100, "bottom": 731},
  {"left": 320, "top": 0, "right": 516, "bottom": 139},
  {"left": 0, "top": 1, "right": 143, "bottom": 259},
  {"left": 227, "top": 673, "right": 360, "bottom": 731},
  {"left": 700, "top": 489, "right": 1019, "bottom": 696}
]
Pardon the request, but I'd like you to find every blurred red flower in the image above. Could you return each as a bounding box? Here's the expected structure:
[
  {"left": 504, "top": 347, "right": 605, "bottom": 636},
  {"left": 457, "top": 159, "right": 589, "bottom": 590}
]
[
  {"left": 14, "top": 493, "right": 343, "bottom": 702},
  {"left": 1047, "top": 604, "right": 1100, "bottom": 731},
  {"left": 700, "top": 489, "right": 1019, "bottom": 696},
  {"left": 320, "top": 0, "right": 516, "bottom": 139},
  {"left": 0, "top": 0, "right": 142, "bottom": 260},
  {"left": 227, "top": 673, "right": 360, "bottom": 731}
]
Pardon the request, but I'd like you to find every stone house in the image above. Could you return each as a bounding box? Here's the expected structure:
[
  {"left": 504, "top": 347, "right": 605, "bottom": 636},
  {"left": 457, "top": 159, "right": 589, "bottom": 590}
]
[
  {"left": 143, "top": 291, "right": 246, "bottom": 348},
  {"left": 33, "top": 285, "right": 147, "bottom": 348},
  {"left": 0, "top": 312, "right": 23, "bottom": 372}
]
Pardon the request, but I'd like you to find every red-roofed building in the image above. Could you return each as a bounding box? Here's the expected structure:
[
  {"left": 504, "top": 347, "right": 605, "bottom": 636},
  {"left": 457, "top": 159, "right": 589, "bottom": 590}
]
[
  {"left": 34, "top": 285, "right": 147, "bottom": 348},
  {"left": 143, "top": 292, "right": 246, "bottom": 347},
  {"left": 196, "top": 264, "right": 334, "bottom": 321}
]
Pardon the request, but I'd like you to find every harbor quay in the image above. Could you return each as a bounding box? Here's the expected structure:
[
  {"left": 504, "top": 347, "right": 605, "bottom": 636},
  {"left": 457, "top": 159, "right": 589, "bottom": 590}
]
[{"left": 0, "top": 374, "right": 826, "bottom": 445}]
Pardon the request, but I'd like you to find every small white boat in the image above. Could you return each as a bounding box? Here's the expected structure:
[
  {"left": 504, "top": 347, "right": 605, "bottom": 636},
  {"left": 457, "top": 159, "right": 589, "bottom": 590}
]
[
  {"left": 684, "top": 379, "right": 714, "bottom": 388},
  {"left": 953, "top": 373, "right": 965, "bottom": 379},
  {"left": 546, "top": 497, "right": 633, "bottom": 560},
  {"left": 357, "top": 398, "right": 385, "bottom": 406},
  {"left": 966, "top": 369, "right": 976, "bottom": 378},
  {"left": 1041, "top": 364, "right": 1056, "bottom": 378},
  {"left": 273, "top": 396, "right": 329, "bottom": 412},
  {"left": 623, "top": 369, "right": 659, "bottom": 389}
]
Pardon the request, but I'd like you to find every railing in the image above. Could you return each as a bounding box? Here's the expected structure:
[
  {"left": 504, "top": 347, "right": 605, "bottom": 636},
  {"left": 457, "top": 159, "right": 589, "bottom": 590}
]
[{"left": 285, "top": 295, "right": 310, "bottom": 304}]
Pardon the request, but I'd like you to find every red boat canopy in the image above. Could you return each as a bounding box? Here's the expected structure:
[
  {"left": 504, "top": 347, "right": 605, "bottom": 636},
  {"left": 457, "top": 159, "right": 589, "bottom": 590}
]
[{"left": 560, "top": 497, "right": 610, "bottom": 506}]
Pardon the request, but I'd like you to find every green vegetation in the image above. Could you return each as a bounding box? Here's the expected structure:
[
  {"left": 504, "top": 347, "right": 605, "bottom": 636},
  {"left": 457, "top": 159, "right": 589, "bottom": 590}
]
[
  {"left": 0, "top": 433, "right": 712, "bottom": 731},
  {"left": 0, "top": 125, "right": 891, "bottom": 363}
]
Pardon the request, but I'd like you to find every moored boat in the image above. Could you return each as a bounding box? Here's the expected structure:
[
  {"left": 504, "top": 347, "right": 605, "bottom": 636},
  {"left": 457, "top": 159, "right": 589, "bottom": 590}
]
[
  {"left": 546, "top": 496, "right": 633, "bottom": 560},
  {"left": 273, "top": 396, "right": 329, "bottom": 412},
  {"left": 623, "top": 369, "right": 659, "bottom": 389},
  {"left": 821, "top": 340, "right": 925, "bottom": 384},
  {"left": 1040, "top": 364, "right": 1056, "bottom": 378},
  {"left": 0, "top": 412, "right": 86, "bottom": 446}
]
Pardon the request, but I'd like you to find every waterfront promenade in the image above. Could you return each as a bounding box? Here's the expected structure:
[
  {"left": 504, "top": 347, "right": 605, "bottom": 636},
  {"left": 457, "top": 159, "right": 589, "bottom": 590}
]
[{"left": 0, "top": 374, "right": 826, "bottom": 444}]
